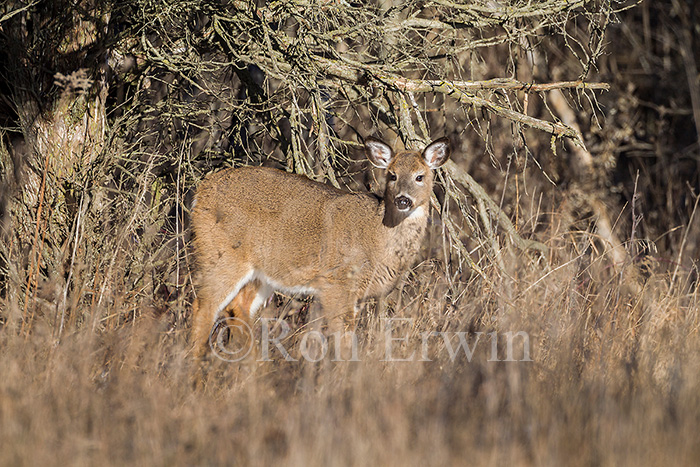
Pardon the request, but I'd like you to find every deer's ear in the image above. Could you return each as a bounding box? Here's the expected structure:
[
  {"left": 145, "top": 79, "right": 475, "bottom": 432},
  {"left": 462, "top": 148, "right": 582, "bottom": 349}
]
[
  {"left": 423, "top": 138, "right": 450, "bottom": 169},
  {"left": 365, "top": 138, "right": 394, "bottom": 168}
]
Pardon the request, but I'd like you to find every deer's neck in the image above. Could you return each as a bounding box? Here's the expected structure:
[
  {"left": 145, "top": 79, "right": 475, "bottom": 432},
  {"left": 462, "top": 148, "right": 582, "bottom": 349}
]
[
  {"left": 387, "top": 205, "right": 428, "bottom": 262},
  {"left": 359, "top": 203, "right": 429, "bottom": 298},
  {"left": 376, "top": 202, "right": 427, "bottom": 270}
]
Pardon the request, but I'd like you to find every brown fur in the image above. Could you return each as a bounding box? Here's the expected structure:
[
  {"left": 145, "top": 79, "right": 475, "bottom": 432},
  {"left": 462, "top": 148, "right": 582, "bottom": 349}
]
[{"left": 190, "top": 138, "right": 450, "bottom": 357}]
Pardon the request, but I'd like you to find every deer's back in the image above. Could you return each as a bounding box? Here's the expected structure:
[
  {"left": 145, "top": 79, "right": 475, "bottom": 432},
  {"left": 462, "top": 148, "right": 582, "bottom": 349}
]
[{"left": 193, "top": 166, "right": 386, "bottom": 282}]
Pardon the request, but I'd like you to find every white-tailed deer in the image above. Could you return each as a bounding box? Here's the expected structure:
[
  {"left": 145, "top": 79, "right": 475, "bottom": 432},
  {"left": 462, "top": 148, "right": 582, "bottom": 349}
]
[{"left": 190, "top": 137, "right": 450, "bottom": 356}]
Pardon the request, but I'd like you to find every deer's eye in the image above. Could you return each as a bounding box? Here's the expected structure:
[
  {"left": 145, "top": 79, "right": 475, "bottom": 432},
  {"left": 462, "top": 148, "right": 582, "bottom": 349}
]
[
  {"left": 415, "top": 174, "right": 424, "bottom": 182},
  {"left": 388, "top": 172, "right": 397, "bottom": 181}
]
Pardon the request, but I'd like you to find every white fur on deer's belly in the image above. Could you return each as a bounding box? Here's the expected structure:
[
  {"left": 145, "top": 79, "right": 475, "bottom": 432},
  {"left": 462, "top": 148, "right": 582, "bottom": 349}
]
[{"left": 216, "top": 270, "right": 318, "bottom": 318}]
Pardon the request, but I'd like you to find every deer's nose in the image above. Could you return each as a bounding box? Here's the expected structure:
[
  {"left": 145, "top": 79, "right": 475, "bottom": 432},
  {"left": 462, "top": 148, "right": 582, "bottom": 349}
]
[{"left": 394, "top": 195, "right": 413, "bottom": 211}]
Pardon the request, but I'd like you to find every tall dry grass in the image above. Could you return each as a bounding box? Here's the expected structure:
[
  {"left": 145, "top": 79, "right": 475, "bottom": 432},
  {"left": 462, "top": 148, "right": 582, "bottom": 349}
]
[{"left": 1, "top": 210, "right": 699, "bottom": 465}]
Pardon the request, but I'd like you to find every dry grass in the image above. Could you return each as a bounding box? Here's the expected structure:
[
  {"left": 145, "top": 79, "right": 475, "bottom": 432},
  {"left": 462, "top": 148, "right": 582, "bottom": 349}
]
[{"left": 1, "top": 222, "right": 699, "bottom": 466}]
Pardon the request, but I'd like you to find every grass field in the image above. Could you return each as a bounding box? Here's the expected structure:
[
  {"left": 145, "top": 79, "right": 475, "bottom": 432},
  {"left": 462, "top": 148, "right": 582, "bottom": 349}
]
[{"left": 1, "top": 212, "right": 699, "bottom": 466}]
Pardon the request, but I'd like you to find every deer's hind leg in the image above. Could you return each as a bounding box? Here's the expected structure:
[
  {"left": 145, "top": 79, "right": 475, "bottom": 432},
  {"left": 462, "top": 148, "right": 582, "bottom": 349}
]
[
  {"left": 210, "top": 280, "right": 264, "bottom": 359},
  {"left": 190, "top": 268, "right": 257, "bottom": 358}
]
